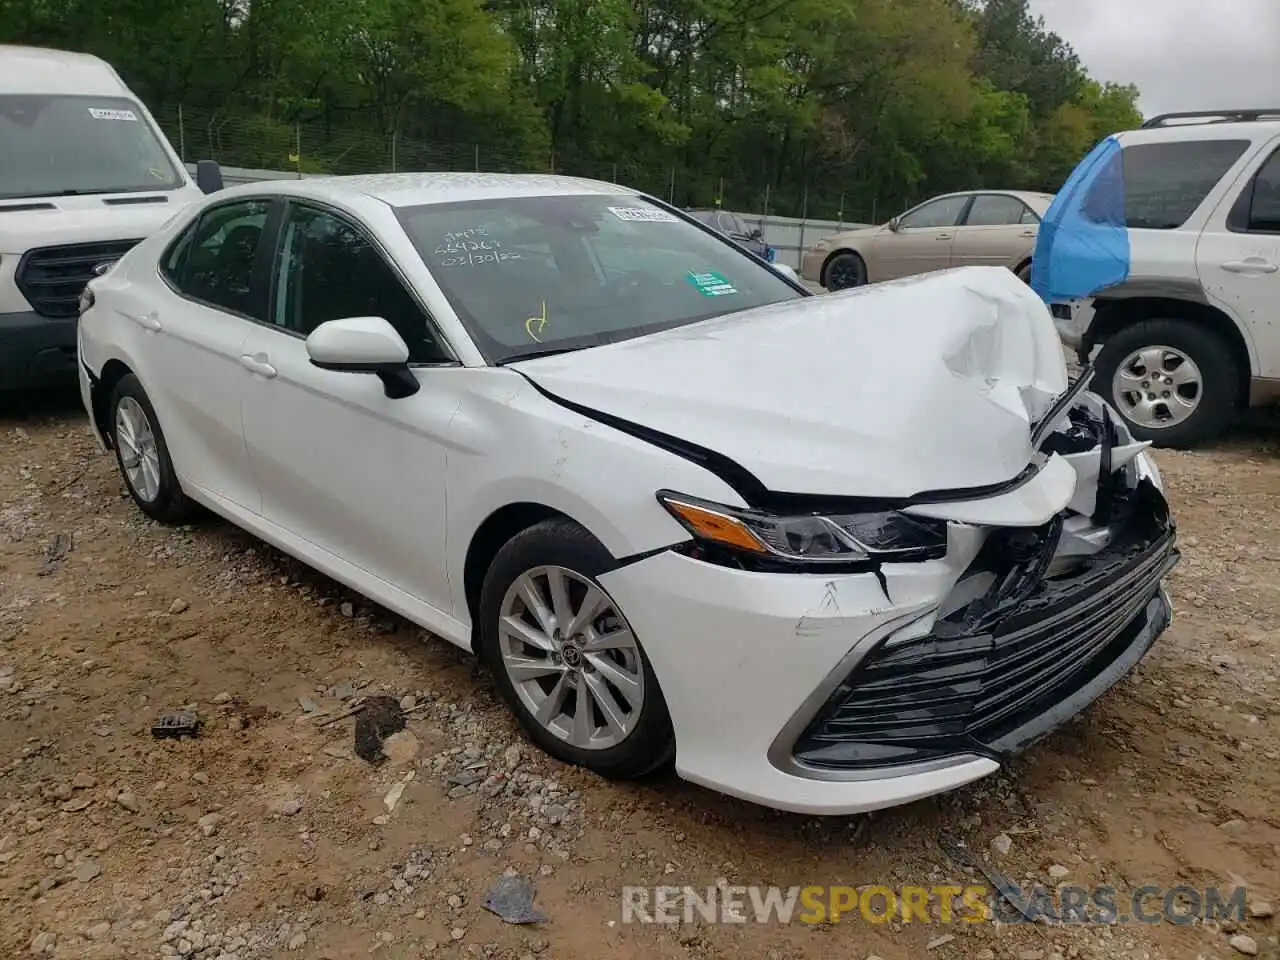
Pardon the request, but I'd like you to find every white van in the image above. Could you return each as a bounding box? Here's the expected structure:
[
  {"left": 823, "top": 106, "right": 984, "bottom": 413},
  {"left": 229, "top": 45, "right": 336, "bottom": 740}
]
[{"left": 0, "top": 45, "right": 223, "bottom": 391}]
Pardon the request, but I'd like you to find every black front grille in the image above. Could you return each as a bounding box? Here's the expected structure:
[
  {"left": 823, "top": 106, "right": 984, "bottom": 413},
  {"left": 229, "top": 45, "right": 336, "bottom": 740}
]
[
  {"left": 16, "top": 240, "right": 140, "bottom": 317},
  {"left": 794, "top": 480, "right": 1178, "bottom": 770}
]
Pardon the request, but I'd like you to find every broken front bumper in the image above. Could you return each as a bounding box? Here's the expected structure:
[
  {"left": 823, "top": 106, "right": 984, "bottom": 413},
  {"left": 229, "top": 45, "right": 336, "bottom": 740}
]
[
  {"left": 792, "top": 480, "right": 1177, "bottom": 771},
  {"left": 600, "top": 398, "right": 1177, "bottom": 816}
]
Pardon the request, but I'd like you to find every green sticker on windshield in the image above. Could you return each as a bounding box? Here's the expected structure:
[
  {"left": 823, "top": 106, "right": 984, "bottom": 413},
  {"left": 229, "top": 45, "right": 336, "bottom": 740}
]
[{"left": 686, "top": 271, "right": 737, "bottom": 297}]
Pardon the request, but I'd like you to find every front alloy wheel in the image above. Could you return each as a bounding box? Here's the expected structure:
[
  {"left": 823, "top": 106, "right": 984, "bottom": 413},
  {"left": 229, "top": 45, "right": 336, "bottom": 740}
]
[
  {"left": 498, "top": 565, "right": 645, "bottom": 750},
  {"left": 478, "top": 518, "right": 675, "bottom": 779}
]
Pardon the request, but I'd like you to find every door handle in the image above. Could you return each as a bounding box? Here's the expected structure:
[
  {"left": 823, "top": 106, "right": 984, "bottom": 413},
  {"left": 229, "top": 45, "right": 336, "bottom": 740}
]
[
  {"left": 239, "top": 354, "right": 277, "bottom": 378},
  {"left": 937, "top": 233, "right": 953, "bottom": 240},
  {"left": 1221, "top": 259, "right": 1279, "bottom": 274}
]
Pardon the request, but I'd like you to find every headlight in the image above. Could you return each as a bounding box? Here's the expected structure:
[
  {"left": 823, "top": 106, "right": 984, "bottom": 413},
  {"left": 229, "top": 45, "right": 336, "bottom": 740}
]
[{"left": 656, "top": 491, "right": 948, "bottom": 564}]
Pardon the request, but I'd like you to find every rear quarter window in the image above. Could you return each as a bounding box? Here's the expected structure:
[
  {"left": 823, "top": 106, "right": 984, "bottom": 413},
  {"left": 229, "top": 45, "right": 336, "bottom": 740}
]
[{"left": 1099, "top": 139, "right": 1251, "bottom": 230}]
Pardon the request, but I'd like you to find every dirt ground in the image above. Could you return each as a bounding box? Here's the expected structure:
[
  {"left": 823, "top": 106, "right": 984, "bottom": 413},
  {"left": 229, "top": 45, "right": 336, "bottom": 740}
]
[{"left": 1, "top": 390, "right": 1277, "bottom": 960}]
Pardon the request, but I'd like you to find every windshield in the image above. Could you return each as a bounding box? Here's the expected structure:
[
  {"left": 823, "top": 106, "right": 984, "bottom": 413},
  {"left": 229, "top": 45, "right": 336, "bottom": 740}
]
[
  {"left": 0, "top": 94, "right": 184, "bottom": 200},
  {"left": 396, "top": 194, "right": 803, "bottom": 363}
]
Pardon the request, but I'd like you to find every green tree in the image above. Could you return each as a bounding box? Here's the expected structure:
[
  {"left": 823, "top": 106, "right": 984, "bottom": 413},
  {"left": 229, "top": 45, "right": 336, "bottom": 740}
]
[{"left": 0, "top": 0, "right": 1144, "bottom": 214}]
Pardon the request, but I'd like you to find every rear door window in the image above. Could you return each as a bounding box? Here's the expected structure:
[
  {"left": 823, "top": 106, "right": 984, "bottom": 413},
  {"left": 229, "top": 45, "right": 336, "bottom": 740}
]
[
  {"left": 1110, "top": 140, "right": 1250, "bottom": 229},
  {"left": 161, "top": 199, "right": 273, "bottom": 320},
  {"left": 964, "top": 194, "right": 1033, "bottom": 226}
]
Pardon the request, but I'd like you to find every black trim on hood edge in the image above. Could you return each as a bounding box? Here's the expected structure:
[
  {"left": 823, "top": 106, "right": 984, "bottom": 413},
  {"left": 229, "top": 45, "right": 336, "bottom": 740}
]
[
  {"left": 522, "top": 375, "right": 1050, "bottom": 514},
  {"left": 522, "top": 376, "right": 771, "bottom": 502}
]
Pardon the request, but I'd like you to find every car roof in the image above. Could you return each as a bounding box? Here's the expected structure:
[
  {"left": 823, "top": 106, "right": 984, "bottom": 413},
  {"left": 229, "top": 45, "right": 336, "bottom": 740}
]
[
  {"left": 228, "top": 172, "right": 636, "bottom": 208},
  {"left": 913, "top": 189, "right": 1055, "bottom": 210},
  {"left": 1116, "top": 118, "right": 1280, "bottom": 145},
  {"left": 0, "top": 45, "right": 128, "bottom": 97}
]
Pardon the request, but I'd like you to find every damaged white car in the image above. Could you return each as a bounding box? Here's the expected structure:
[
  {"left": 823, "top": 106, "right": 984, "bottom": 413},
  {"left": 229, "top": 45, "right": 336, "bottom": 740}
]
[{"left": 76, "top": 174, "right": 1179, "bottom": 815}]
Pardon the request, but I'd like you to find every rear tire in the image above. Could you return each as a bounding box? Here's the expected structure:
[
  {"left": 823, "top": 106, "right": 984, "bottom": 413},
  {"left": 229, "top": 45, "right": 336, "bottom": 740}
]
[
  {"left": 823, "top": 251, "right": 867, "bottom": 290},
  {"left": 109, "top": 374, "right": 201, "bottom": 524},
  {"left": 1092, "top": 319, "right": 1239, "bottom": 448},
  {"left": 478, "top": 519, "right": 675, "bottom": 780},
  {"left": 1015, "top": 261, "right": 1032, "bottom": 284}
]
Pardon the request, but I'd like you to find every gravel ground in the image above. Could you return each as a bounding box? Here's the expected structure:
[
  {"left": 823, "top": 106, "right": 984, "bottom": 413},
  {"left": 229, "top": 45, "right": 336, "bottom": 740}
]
[{"left": 0, "top": 389, "right": 1277, "bottom": 960}]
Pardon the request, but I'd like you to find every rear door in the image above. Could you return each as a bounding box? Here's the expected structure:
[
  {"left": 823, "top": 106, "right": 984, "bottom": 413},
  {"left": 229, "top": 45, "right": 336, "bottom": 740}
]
[
  {"left": 950, "top": 193, "right": 1039, "bottom": 268},
  {"left": 872, "top": 194, "right": 971, "bottom": 280},
  {"left": 134, "top": 196, "right": 278, "bottom": 510}
]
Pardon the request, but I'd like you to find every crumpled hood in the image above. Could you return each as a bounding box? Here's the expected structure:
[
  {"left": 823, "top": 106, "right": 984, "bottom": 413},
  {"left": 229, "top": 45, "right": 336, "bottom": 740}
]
[
  {"left": 0, "top": 189, "right": 203, "bottom": 255},
  {"left": 515, "top": 266, "right": 1069, "bottom": 499}
]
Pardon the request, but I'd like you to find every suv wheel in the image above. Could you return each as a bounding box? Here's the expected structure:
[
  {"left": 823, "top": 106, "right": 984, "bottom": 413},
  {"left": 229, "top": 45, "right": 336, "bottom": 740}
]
[{"left": 1093, "top": 319, "right": 1240, "bottom": 448}]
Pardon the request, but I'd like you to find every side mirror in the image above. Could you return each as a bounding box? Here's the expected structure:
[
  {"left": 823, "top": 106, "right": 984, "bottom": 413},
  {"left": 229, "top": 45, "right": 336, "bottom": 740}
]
[
  {"left": 750, "top": 227, "right": 764, "bottom": 240},
  {"left": 770, "top": 262, "right": 800, "bottom": 282},
  {"left": 306, "top": 316, "right": 420, "bottom": 399},
  {"left": 195, "top": 160, "right": 224, "bottom": 194},
  {"left": 887, "top": 216, "right": 902, "bottom": 232}
]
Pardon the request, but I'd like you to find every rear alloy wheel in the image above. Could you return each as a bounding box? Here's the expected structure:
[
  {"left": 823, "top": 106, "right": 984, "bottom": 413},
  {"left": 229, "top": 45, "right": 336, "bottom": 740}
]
[
  {"left": 823, "top": 251, "right": 867, "bottom": 290},
  {"left": 1092, "top": 319, "right": 1239, "bottom": 448},
  {"left": 110, "top": 374, "right": 200, "bottom": 524},
  {"left": 478, "top": 519, "right": 675, "bottom": 779}
]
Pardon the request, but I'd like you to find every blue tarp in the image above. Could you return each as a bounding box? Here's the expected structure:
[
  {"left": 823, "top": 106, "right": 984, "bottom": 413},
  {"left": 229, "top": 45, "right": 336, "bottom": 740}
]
[{"left": 1031, "top": 135, "right": 1130, "bottom": 303}]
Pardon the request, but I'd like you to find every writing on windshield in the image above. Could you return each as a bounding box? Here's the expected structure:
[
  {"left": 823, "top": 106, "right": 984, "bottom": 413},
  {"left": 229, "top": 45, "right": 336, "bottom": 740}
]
[{"left": 397, "top": 194, "right": 802, "bottom": 363}]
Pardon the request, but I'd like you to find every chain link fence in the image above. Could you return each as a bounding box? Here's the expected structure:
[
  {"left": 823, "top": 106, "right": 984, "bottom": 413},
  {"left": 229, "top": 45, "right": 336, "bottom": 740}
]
[{"left": 153, "top": 106, "right": 909, "bottom": 228}]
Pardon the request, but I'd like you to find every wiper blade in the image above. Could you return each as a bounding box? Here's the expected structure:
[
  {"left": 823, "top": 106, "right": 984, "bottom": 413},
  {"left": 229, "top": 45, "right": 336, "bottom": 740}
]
[
  {"left": 0, "top": 186, "right": 163, "bottom": 200},
  {"left": 498, "top": 345, "right": 582, "bottom": 365},
  {"left": 0, "top": 188, "right": 98, "bottom": 199}
]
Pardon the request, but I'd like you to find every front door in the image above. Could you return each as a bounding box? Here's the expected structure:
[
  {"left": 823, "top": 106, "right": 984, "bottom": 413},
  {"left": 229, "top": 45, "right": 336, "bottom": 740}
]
[
  {"left": 1196, "top": 137, "right": 1280, "bottom": 380},
  {"left": 236, "top": 199, "right": 460, "bottom": 616},
  {"left": 873, "top": 194, "right": 971, "bottom": 281}
]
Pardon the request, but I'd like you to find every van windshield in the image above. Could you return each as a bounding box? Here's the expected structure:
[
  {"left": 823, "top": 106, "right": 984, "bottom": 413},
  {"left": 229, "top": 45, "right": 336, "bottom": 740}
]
[{"left": 0, "top": 94, "right": 184, "bottom": 200}]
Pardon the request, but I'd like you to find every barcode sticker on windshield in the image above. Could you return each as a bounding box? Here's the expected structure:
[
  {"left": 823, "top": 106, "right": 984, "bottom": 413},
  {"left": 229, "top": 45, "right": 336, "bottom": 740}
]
[
  {"left": 88, "top": 108, "right": 138, "bottom": 122},
  {"left": 607, "top": 206, "right": 679, "bottom": 223}
]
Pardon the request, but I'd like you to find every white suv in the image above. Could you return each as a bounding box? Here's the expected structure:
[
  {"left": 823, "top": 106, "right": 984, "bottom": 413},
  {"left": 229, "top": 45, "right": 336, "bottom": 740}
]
[{"left": 1043, "top": 109, "right": 1280, "bottom": 447}]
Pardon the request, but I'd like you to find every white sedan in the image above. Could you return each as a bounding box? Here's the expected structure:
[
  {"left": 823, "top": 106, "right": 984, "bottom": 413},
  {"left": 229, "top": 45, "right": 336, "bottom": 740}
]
[{"left": 77, "top": 173, "right": 1179, "bottom": 815}]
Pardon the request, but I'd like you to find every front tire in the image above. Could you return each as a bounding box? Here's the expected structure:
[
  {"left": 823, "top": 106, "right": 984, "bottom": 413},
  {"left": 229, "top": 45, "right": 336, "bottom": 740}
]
[
  {"left": 1092, "top": 319, "right": 1240, "bottom": 448},
  {"left": 478, "top": 519, "right": 675, "bottom": 780},
  {"left": 823, "top": 251, "right": 867, "bottom": 290},
  {"left": 109, "top": 374, "right": 200, "bottom": 524}
]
